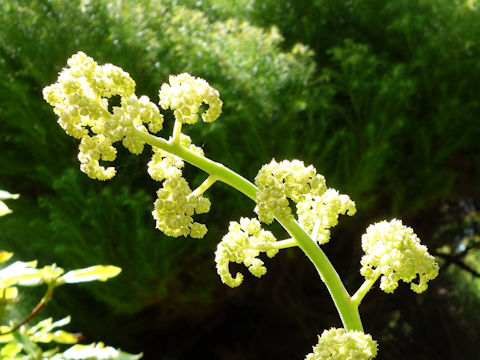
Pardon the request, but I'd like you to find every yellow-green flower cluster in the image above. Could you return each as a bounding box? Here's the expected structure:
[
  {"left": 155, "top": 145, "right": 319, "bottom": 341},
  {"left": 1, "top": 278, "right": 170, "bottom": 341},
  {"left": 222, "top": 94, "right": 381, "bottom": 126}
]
[
  {"left": 297, "top": 189, "right": 356, "bottom": 244},
  {"left": 159, "top": 73, "right": 223, "bottom": 124},
  {"left": 152, "top": 176, "right": 211, "bottom": 238},
  {"left": 43, "top": 52, "right": 163, "bottom": 180},
  {"left": 148, "top": 134, "right": 204, "bottom": 181},
  {"left": 305, "top": 328, "right": 377, "bottom": 360},
  {"left": 360, "top": 219, "right": 439, "bottom": 293},
  {"left": 215, "top": 217, "right": 278, "bottom": 287},
  {"left": 254, "top": 160, "right": 327, "bottom": 224},
  {"left": 149, "top": 134, "right": 211, "bottom": 238}
]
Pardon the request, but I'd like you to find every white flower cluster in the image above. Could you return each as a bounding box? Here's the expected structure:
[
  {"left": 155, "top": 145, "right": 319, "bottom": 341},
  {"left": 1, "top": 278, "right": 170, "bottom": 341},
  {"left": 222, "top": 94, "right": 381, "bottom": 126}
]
[
  {"left": 254, "top": 159, "right": 355, "bottom": 244},
  {"left": 43, "top": 52, "right": 163, "bottom": 180},
  {"left": 360, "top": 219, "right": 439, "bottom": 293},
  {"left": 159, "top": 73, "right": 223, "bottom": 124},
  {"left": 215, "top": 217, "right": 278, "bottom": 287},
  {"left": 305, "top": 328, "right": 377, "bottom": 360}
]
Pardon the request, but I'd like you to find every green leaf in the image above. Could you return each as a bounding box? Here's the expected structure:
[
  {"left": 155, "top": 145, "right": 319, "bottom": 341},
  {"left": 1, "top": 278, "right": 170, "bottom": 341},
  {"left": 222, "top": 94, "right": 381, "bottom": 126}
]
[
  {"left": 0, "top": 251, "right": 13, "bottom": 264},
  {"left": 55, "top": 342, "right": 142, "bottom": 360},
  {"left": 0, "top": 342, "right": 21, "bottom": 357},
  {"left": 59, "top": 266, "right": 121, "bottom": 284},
  {"left": 0, "top": 261, "right": 44, "bottom": 288},
  {"left": 0, "top": 190, "right": 19, "bottom": 217},
  {"left": 0, "top": 201, "right": 12, "bottom": 217},
  {"left": 0, "top": 191, "right": 20, "bottom": 200}
]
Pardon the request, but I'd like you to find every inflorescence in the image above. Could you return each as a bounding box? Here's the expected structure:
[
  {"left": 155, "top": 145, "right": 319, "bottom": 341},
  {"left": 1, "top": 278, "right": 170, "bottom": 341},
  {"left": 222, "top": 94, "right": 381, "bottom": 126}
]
[
  {"left": 305, "top": 328, "right": 378, "bottom": 360},
  {"left": 360, "top": 219, "right": 439, "bottom": 293},
  {"left": 44, "top": 52, "right": 440, "bottom": 360},
  {"left": 44, "top": 52, "right": 222, "bottom": 239}
]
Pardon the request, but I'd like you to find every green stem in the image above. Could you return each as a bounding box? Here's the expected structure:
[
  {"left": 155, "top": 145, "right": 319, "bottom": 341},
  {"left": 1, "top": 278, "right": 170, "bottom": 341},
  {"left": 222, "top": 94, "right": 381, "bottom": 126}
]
[
  {"left": 0, "top": 285, "right": 55, "bottom": 335},
  {"left": 191, "top": 174, "right": 218, "bottom": 197},
  {"left": 278, "top": 216, "right": 363, "bottom": 331},
  {"left": 272, "top": 238, "right": 298, "bottom": 249},
  {"left": 134, "top": 128, "right": 363, "bottom": 331},
  {"left": 172, "top": 119, "right": 183, "bottom": 143},
  {"left": 351, "top": 270, "right": 381, "bottom": 307},
  {"left": 254, "top": 238, "right": 298, "bottom": 251},
  {"left": 135, "top": 129, "right": 257, "bottom": 199}
]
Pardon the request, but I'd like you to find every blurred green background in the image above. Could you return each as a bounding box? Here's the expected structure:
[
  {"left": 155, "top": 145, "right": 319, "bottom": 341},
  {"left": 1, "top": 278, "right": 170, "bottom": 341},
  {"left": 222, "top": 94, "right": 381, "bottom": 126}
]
[{"left": 1, "top": 0, "right": 480, "bottom": 358}]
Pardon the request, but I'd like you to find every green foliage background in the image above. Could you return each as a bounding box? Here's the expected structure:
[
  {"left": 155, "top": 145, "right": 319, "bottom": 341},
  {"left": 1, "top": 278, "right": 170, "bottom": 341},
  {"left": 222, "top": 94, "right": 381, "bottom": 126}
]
[{"left": 1, "top": 0, "right": 479, "bottom": 359}]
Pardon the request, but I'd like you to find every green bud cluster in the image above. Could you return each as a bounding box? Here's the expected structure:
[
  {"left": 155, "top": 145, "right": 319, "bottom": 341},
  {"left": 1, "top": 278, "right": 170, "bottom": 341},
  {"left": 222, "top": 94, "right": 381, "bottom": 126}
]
[
  {"left": 305, "top": 328, "right": 377, "bottom": 360},
  {"left": 215, "top": 217, "right": 278, "bottom": 287},
  {"left": 360, "top": 219, "right": 439, "bottom": 293}
]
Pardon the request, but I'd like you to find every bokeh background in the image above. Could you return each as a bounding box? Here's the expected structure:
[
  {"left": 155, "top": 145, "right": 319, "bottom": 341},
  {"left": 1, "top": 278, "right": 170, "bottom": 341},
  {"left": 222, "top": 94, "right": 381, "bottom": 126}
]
[{"left": 1, "top": 0, "right": 480, "bottom": 359}]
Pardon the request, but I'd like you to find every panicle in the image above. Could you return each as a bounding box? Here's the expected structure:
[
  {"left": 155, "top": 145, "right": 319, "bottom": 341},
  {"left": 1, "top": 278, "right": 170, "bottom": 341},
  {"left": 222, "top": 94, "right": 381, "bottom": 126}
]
[
  {"left": 43, "top": 51, "right": 164, "bottom": 180},
  {"left": 254, "top": 159, "right": 327, "bottom": 224},
  {"left": 152, "top": 175, "right": 210, "bottom": 238},
  {"left": 360, "top": 219, "right": 439, "bottom": 293},
  {"left": 159, "top": 73, "right": 223, "bottom": 124},
  {"left": 215, "top": 217, "right": 278, "bottom": 287},
  {"left": 305, "top": 328, "right": 377, "bottom": 360}
]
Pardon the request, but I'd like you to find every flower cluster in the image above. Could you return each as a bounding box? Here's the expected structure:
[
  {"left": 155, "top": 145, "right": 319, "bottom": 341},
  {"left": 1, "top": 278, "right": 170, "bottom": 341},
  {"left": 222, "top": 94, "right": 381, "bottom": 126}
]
[
  {"left": 360, "top": 219, "right": 439, "bottom": 293},
  {"left": 305, "top": 328, "right": 377, "bottom": 360},
  {"left": 152, "top": 176, "right": 211, "bottom": 238},
  {"left": 254, "top": 160, "right": 327, "bottom": 224},
  {"left": 159, "top": 73, "right": 223, "bottom": 124},
  {"left": 149, "top": 134, "right": 211, "bottom": 238},
  {"left": 43, "top": 51, "right": 163, "bottom": 180},
  {"left": 254, "top": 160, "right": 355, "bottom": 244},
  {"left": 215, "top": 217, "right": 278, "bottom": 287},
  {"left": 297, "top": 189, "right": 356, "bottom": 244}
]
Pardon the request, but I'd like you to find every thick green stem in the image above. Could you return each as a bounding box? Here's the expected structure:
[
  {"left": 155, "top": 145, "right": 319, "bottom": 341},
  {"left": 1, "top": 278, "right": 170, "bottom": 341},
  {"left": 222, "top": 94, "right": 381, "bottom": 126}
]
[
  {"left": 135, "top": 129, "right": 257, "bottom": 199},
  {"left": 278, "top": 216, "right": 363, "bottom": 331},
  {"left": 134, "top": 128, "right": 363, "bottom": 331}
]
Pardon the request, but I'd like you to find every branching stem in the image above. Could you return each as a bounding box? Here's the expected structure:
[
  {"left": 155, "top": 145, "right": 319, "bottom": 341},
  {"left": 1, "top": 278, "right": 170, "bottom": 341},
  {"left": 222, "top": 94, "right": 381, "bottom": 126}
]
[
  {"left": 191, "top": 174, "right": 218, "bottom": 197},
  {"left": 0, "top": 284, "right": 55, "bottom": 335},
  {"left": 172, "top": 119, "right": 183, "bottom": 143},
  {"left": 134, "top": 127, "right": 363, "bottom": 331},
  {"left": 351, "top": 270, "right": 381, "bottom": 307}
]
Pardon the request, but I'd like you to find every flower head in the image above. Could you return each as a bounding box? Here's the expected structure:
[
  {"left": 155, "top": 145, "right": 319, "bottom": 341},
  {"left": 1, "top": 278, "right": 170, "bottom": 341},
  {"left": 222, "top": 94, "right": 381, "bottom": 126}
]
[
  {"left": 152, "top": 175, "right": 210, "bottom": 238},
  {"left": 360, "top": 219, "right": 439, "bottom": 293},
  {"left": 254, "top": 159, "right": 327, "bottom": 224},
  {"left": 305, "top": 328, "right": 377, "bottom": 360},
  {"left": 43, "top": 52, "right": 163, "bottom": 179},
  {"left": 159, "top": 73, "right": 223, "bottom": 124},
  {"left": 297, "top": 189, "right": 356, "bottom": 244},
  {"left": 215, "top": 217, "right": 278, "bottom": 287}
]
